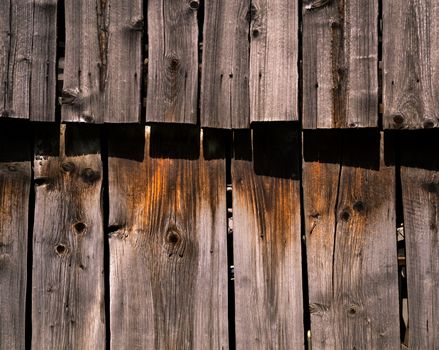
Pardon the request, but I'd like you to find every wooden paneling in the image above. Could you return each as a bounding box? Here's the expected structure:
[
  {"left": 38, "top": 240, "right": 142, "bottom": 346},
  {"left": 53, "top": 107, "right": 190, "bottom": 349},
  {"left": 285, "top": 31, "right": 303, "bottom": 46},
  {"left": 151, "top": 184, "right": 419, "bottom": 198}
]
[{"left": 302, "top": 0, "right": 378, "bottom": 128}]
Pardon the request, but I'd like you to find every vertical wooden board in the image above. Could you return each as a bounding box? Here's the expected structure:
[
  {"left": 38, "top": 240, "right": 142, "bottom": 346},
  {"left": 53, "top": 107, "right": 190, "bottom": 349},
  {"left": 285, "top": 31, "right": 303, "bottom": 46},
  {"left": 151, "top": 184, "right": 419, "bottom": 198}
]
[
  {"left": 108, "top": 126, "right": 228, "bottom": 349},
  {"left": 383, "top": 1, "right": 439, "bottom": 129},
  {"left": 0, "top": 124, "right": 31, "bottom": 349},
  {"left": 62, "top": 0, "right": 142, "bottom": 123},
  {"left": 146, "top": 1, "right": 198, "bottom": 124},
  {"left": 232, "top": 125, "right": 304, "bottom": 349},
  {"left": 32, "top": 125, "right": 105, "bottom": 349},
  {"left": 302, "top": 0, "right": 378, "bottom": 128},
  {"left": 303, "top": 131, "right": 400, "bottom": 349},
  {"left": 250, "top": 0, "right": 298, "bottom": 123},
  {"left": 200, "top": 0, "right": 250, "bottom": 129}
]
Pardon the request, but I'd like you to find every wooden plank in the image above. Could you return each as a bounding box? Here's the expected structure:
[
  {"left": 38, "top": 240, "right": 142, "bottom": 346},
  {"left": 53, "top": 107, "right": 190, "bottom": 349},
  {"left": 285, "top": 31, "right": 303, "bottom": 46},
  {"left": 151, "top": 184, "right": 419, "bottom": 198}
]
[
  {"left": 0, "top": 123, "right": 31, "bottom": 349},
  {"left": 383, "top": 1, "right": 439, "bottom": 129},
  {"left": 32, "top": 125, "right": 105, "bottom": 349},
  {"left": 302, "top": 0, "right": 378, "bottom": 128},
  {"left": 146, "top": 1, "right": 198, "bottom": 124},
  {"left": 200, "top": 0, "right": 250, "bottom": 129},
  {"left": 302, "top": 131, "right": 400, "bottom": 348},
  {"left": 0, "top": 0, "right": 57, "bottom": 121},
  {"left": 232, "top": 125, "right": 304, "bottom": 348},
  {"left": 108, "top": 126, "right": 228, "bottom": 348},
  {"left": 250, "top": 0, "right": 298, "bottom": 123},
  {"left": 62, "top": 0, "right": 143, "bottom": 123}
]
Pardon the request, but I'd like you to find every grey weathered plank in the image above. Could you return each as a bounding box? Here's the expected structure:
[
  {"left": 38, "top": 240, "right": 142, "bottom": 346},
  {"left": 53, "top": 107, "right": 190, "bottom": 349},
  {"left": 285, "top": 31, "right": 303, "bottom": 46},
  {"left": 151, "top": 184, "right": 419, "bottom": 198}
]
[
  {"left": 232, "top": 125, "right": 304, "bottom": 349},
  {"left": 250, "top": 0, "right": 298, "bottom": 123},
  {"left": 108, "top": 126, "right": 228, "bottom": 349},
  {"left": 0, "top": 0, "right": 57, "bottom": 121},
  {"left": 32, "top": 125, "right": 105, "bottom": 349},
  {"left": 200, "top": 0, "right": 250, "bottom": 128},
  {"left": 302, "top": 131, "right": 400, "bottom": 348},
  {"left": 62, "top": 0, "right": 142, "bottom": 123},
  {"left": 302, "top": 0, "right": 378, "bottom": 128},
  {"left": 383, "top": 0, "right": 439, "bottom": 129},
  {"left": 146, "top": 1, "right": 198, "bottom": 124}
]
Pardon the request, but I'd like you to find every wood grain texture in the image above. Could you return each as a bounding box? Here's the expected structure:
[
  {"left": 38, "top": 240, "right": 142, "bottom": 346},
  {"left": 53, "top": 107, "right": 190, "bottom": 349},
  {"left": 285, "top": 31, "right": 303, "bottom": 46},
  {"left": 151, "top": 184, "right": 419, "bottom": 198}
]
[
  {"left": 108, "top": 126, "right": 228, "bottom": 349},
  {"left": 200, "top": 0, "right": 250, "bottom": 128},
  {"left": 146, "top": 1, "right": 198, "bottom": 124},
  {"left": 302, "top": 131, "right": 400, "bottom": 349},
  {"left": 0, "top": 0, "right": 57, "bottom": 121},
  {"left": 32, "top": 125, "right": 105, "bottom": 349},
  {"left": 383, "top": 0, "right": 439, "bottom": 129},
  {"left": 62, "top": 0, "right": 142, "bottom": 123},
  {"left": 302, "top": 0, "right": 378, "bottom": 128},
  {"left": 250, "top": 0, "right": 298, "bottom": 123},
  {"left": 232, "top": 125, "right": 304, "bottom": 349}
]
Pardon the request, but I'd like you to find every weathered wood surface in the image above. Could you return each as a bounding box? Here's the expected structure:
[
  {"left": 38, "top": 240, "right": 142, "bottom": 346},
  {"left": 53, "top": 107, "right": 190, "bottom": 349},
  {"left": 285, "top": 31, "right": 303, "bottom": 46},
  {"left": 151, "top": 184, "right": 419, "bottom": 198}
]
[
  {"left": 0, "top": 124, "right": 31, "bottom": 350},
  {"left": 146, "top": 1, "right": 198, "bottom": 124},
  {"left": 383, "top": 1, "right": 439, "bottom": 129},
  {"left": 302, "top": 0, "right": 378, "bottom": 128},
  {"left": 32, "top": 125, "right": 105, "bottom": 349},
  {"left": 200, "top": 0, "right": 250, "bottom": 128},
  {"left": 232, "top": 125, "right": 304, "bottom": 349},
  {"left": 62, "top": 0, "right": 143, "bottom": 123},
  {"left": 400, "top": 132, "right": 439, "bottom": 348},
  {"left": 108, "top": 126, "right": 228, "bottom": 349},
  {"left": 303, "top": 131, "right": 400, "bottom": 348},
  {"left": 250, "top": 0, "right": 298, "bottom": 123},
  {"left": 0, "top": 0, "right": 57, "bottom": 121}
]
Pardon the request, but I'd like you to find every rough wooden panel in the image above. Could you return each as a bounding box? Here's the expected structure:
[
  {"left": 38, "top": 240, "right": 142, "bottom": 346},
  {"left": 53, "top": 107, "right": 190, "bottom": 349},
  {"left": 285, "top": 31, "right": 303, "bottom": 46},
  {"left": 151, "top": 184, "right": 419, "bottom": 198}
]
[
  {"left": 303, "top": 131, "right": 400, "bottom": 348},
  {"left": 32, "top": 125, "right": 105, "bottom": 349},
  {"left": 302, "top": 0, "right": 378, "bottom": 128},
  {"left": 250, "top": 0, "right": 298, "bottom": 123},
  {"left": 0, "top": 0, "right": 57, "bottom": 121},
  {"left": 232, "top": 125, "right": 303, "bottom": 349},
  {"left": 146, "top": 1, "right": 198, "bottom": 123},
  {"left": 108, "top": 126, "right": 228, "bottom": 349},
  {"left": 200, "top": 0, "right": 250, "bottom": 128},
  {"left": 383, "top": 1, "right": 439, "bottom": 129},
  {"left": 62, "top": 0, "right": 142, "bottom": 123}
]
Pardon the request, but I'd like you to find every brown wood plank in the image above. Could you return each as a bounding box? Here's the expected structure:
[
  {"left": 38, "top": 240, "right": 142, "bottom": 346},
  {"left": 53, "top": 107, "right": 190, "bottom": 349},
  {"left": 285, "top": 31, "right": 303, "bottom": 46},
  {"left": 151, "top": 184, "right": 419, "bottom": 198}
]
[
  {"left": 32, "top": 125, "right": 105, "bottom": 349},
  {"left": 250, "top": 0, "right": 298, "bottom": 123},
  {"left": 62, "top": 0, "right": 143, "bottom": 123},
  {"left": 303, "top": 131, "right": 400, "bottom": 348},
  {"left": 146, "top": 1, "right": 198, "bottom": 124},
  {"left": 232, "top": 125, "right": 304, "bottom": 348},
  {"left": 108, "top": 126, "right": 228, "bottom": 348},
  {"left": 302, "top": 0, "right": 378, "bottom": 128},
  {"left": 200, "top": 0, "right": 250, "bottom": 128},
  {"left": 383, "top": 1, "right": 439, "bottom": 129}
]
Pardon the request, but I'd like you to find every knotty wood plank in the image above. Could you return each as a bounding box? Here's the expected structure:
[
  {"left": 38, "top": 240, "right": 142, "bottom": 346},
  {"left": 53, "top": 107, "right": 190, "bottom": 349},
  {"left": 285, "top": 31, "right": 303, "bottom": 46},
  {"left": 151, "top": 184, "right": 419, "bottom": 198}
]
[
  {"left": 146, "top": 1, "right": 198, "bottom": 123},
  {"left": 32, "top": 125, "right": 105, "bottom": 349},
  {"left": 303, "top": 131, "right": 400, "bottom": 348},
  {"left": 62, "top": 0, "right": 142, "bottom": 123},
  {"left": 383, "top": 1, "right": 439, "bottom": 129},
  {"left": 250, "top": 0, "right": 298, "bottom": 123},
  {"left": 302, "top": 0, "right": 378, "bottom": 128},
  {"left": 232, "top": 125, "right": 304, "bottom": 348},
  {"left": 200, "top": 0, "right": 250, "bottom": 128},
  {"left": 108, "top": 126, "right": 228, "bottom": 348}
]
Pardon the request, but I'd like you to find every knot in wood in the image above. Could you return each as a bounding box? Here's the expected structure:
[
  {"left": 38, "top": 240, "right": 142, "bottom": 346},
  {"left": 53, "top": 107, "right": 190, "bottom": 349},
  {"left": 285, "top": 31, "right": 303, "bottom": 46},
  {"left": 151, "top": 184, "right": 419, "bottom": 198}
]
[
  {"left": 61, "top": 161, "right": 75, "bottom": 173},
  {"left": 80, "top": 168, "right": 100, "bottom": 184},
  {"left": 189, "top": 0, "right": 199, "bottom": 10},
  {"left": 166, "top": 227, "right": 181, "bottom": 245},
  {"left": 82, "top": 114, "right": 95, "bottom": 123},
  {"left": 392, "top": 114, "right": 404, "bottom": 125},
  {"left": 353, "top": 201, "right": 365, "bottom": 213},
  {"left": 423, "top": 118, "right": 435, "bottom": 129},
  {"left": 340, "top": 209, "right": 351, "bottom": 222},
  {"left": 55, "top": 244, "right": 68, "bottom": 256},
  {"left": 73, "top": 222, "right": 87, "bottom": 235}
]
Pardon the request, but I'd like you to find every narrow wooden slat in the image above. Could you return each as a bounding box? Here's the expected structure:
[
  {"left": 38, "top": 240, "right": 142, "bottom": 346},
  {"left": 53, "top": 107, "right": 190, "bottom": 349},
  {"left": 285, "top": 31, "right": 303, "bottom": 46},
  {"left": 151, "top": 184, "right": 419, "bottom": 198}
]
[
  {"left": 32, "top": 125, "right": 105, "bottom": 349},
  {"left": 146, "top": 1, "right": 198, "bottom": 124},
  {"left": 232, "top": 125, "right": 304, "bottom": 348},
  {"left": 383, "top": 1, "right": 439, "bottom": 129},
  {"left": 108, "top": 126, "right": 228, "bottom": 348},
  {"left": 302, "top": 0, "right": 378, "bottom": 128},
  {"left": 250, "top": 0, "right": 298, "bottom": 123},
  {"left": 303, "top": 131, "right": 400, "bottom": 348},
  {"left": 200, "top": 0, "right": 250, "bottom": 128},
  {"left": 62, "top": 0, "right": 142, "bottom": 123}
]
